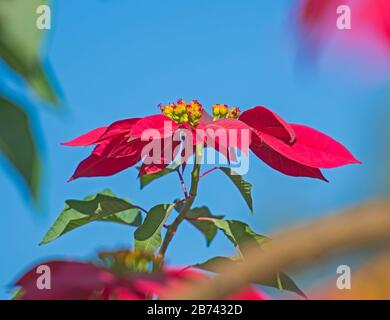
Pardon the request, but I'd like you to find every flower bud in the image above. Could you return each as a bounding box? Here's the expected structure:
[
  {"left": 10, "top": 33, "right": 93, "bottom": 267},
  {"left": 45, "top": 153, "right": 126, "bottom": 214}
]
[
  {"left": 188, "top": 100, "right": 203, "bottom": 126},
  {"left": 228, "top": 107, "right": 241, "bottom": 119},
  {"left": 179, "top": 113, "right": 189, "bottom": 123},
  {"left": 212, "top": 104, "right": 220, "bottom": 117},
  {"left": 160, "top": 103, "right": 175, "bottom": 117},
  {"left": 175, "top": 99, "right": 188, "bottom": 114},
  {"left": 160, "top": 99, "right": 203, "bottom": 126},
  {"left": 219, "top": 104, "right": 228, "bottom": 117}
]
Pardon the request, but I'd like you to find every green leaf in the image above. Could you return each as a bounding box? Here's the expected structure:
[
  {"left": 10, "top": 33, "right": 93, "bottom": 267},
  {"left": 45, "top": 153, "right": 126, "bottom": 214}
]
[
  {"left": 210, "top": 219, "right": 270, "bottom": 252},
  {"left": 186, "top": 207, "right": 224, "bottom": 246},
  {"left": 272, "top": 272, "right": 307, "bottom": 298},
  {"left": 10, "top": 288, "right": 24, "bottom": 300},
  {"left": 138, "top": 164, "right": 179, "bottom": 189},
  {"left": 0, "top": 0, "right": 58, "bottom": 105},
  {"left": 134, "top": 204, "right": 175, "bottom": 252},
  {"left": 0, "top": 97, "right": 40, "bottom": 200},
  {"left": 40, "top": 190, "right": 142, "bottom": 245},
  {"left": 219, "top": 167, "right": 253, "bottom": 213},
  {"left": 193, "top": 256, "right": 306, "bottom": 298},
  {"left": 193, "top": 256, "right": 240, "bottom": 272}
]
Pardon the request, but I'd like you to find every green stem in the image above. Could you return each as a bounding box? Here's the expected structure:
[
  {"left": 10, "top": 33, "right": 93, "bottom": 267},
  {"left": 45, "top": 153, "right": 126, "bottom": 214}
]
[{"left": 155, "top": 144, "right": 203, "bottom": 269}]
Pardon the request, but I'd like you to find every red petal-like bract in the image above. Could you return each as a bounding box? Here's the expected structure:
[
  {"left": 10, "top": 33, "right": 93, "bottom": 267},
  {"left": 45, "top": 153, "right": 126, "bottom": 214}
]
[
  {"left": 198, "top": 110, "right": 213, "bottom": 125},
  {"left": 98, "top": 118, "right": 141, "bottom": 142},
  {"left": 15, "top": 261, "right": 267, "bottom": 300},
  {"left": 258, "top": 124, "right": 360, "bottom": 169},
  {"left": 68, "top": 139, "right": 146, "bottom": 181},
  {"left": 138, "top": 139, "right": 181, "bottom": 176},
  {"left": 250, "top": 134, "right": 327, "bottom": 181},
  {"left": 227, "top": 287, "right": 269, "bottom": 300},
  {"left": 128, "top": 114, "right": 179, "bottom": 141},
  {"left": 63, "top": 114, "right": 183, "bottom": 180},
  {"left": 198, "top": 118, "right": 252, "bottom": 155},
  {"left": 238, "top": 106, "right": 359, "bottom": 180},
  {"left": 15, "top": 261, "right": 114, "bottom": 300},
  {"left": 62, "top": 127, "right": 108, "bottom": 146},
  {"left": 240, "top": 106, "right": 295, "bottom": 143}
]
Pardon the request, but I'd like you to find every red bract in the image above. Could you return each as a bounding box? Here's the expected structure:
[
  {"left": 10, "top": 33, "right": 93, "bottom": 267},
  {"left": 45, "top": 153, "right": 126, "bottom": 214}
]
[
  {"left": 240, "top": 106, "right": 360, "bottom": 180},
  {"left": 63, "top": 100, "right": 359, "bottom": 181},
  {"left": 63, "top": 114, "right": 178, "bottom": 180},
  {"left": 14, "top": 260, "right": 267, "bottom": 300}
]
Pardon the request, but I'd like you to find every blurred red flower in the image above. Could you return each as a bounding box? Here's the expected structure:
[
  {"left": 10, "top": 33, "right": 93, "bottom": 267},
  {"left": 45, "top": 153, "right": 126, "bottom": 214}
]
[
  {"left": 297, "top": 0, "right": 390, "bottom": 57},
  {"left": 14, "top": 260, "right": 267, "bottom": 300}
]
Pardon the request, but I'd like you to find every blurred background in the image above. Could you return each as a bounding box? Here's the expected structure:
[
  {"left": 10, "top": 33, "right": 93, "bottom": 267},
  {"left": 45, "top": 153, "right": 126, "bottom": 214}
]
[{"left": 1, "top": 0, "right": 390, "bottom": 299}]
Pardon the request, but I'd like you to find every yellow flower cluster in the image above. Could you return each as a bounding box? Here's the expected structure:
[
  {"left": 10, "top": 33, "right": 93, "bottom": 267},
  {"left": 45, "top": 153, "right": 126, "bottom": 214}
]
[
  {"left": 212, "top": 104, "right": 241, "bottom": 120},
  {"left": 160, "top": 99, "right": 203, "bottom": 126},
  {"left": 99, "top": 249, "right": 162, "bottom": 274}
]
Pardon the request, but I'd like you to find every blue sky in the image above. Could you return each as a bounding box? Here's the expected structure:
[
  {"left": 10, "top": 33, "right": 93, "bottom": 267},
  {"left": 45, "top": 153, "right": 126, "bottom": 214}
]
[{"left": 1, "top": 0, "right": 390, "bottom": 299}]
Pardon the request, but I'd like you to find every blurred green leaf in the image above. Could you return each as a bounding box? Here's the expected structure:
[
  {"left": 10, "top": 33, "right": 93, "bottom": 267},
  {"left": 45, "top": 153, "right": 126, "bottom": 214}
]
[
  {"left": 193, "top": 256, "right": 240, "bottom": 271},
  {"left": 219, "top": 167, "right": 253, "bottom": 213},
  {"left": 0, "top": 0, "right": 58, "bottom": 105},
  {"left": 0, "top": 97, "right": 40, "bottom": 200},
  {"left": 40, "top": 190, "right": 142, "bottom": 245},
  {"left": 194, "top": 256, "right": 306, "bottom": 298},
  {"left": 186, "top": 207, "right": 224, "bottom": 246},
  {"left": 210, "top": 219, "right": 270, "bottom": 252},
  {"left": 138, "top": 164, "right": 179, "bottom": 189},
  {"left": 10, "top": 288, "right": 24, "bottom": 300},
  {"left": 134, "top": 204, "right": 174, "bottom": 253}
]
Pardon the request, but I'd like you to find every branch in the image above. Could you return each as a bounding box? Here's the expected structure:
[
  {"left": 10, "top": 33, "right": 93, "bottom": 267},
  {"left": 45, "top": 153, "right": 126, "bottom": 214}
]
[
  {"left": 199, "top": 166, "right": 220, "bottom": 179},
  {"left": 168, "top": 199, "right": 390, "bottom": 299},
  {"left": 157, "top": 144, "right": 204, "bottom": 262},
  {"left": 158, "top": 163, "right": 201, "bottom": 258},
  {"left": 176, "top": 168, "right": 188, "bottom": 198}
]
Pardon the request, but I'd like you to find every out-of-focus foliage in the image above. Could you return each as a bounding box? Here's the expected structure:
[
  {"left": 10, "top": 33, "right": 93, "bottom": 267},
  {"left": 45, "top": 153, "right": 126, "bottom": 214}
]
[
  {"left": 0, "top": 0, "right": 57, "bottom": 104},
  {"left": 194, "top": 256, "right": 306, "bottom": 298},
  {"left": 0, "top": 97, "right": 40, "bottom": 198},
  {"left": 0, "top": 0, "right": 59, "bottom": 201}
]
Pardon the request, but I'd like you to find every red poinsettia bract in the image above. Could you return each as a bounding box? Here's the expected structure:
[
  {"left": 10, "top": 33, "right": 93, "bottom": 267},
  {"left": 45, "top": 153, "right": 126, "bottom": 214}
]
[
  {"left": 14, "top": 260, "right": 267, "bottom": 300},
  {"left": 63, "top": 100, "right": 360, "bottom": 181}
]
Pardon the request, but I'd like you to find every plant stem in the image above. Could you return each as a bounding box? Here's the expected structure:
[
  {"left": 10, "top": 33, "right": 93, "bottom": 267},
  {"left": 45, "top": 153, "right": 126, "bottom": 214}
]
[
  {"left": 199, "top": 166, "right": 220, "bottom": 179},
  {"left": 176, "top": 168, "right": 188, "bottom": 198},
  {"left": 136, "top": 206, "right": 148, "bottom": 214},
  {"left": 156, "top": 144, "right": 203, "bottom": 267}
]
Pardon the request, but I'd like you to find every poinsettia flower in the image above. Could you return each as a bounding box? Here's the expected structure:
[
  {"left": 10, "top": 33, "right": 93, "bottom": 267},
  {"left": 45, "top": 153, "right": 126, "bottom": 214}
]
[
  {"left": 296, "top": 0, "right": 390, "bottom": 61},
  {"left": 63, "top": 100, "right": 359, "bottom": 181},
  {"left": 14, "top": 252, "right": 267, "bottom": 300}
]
